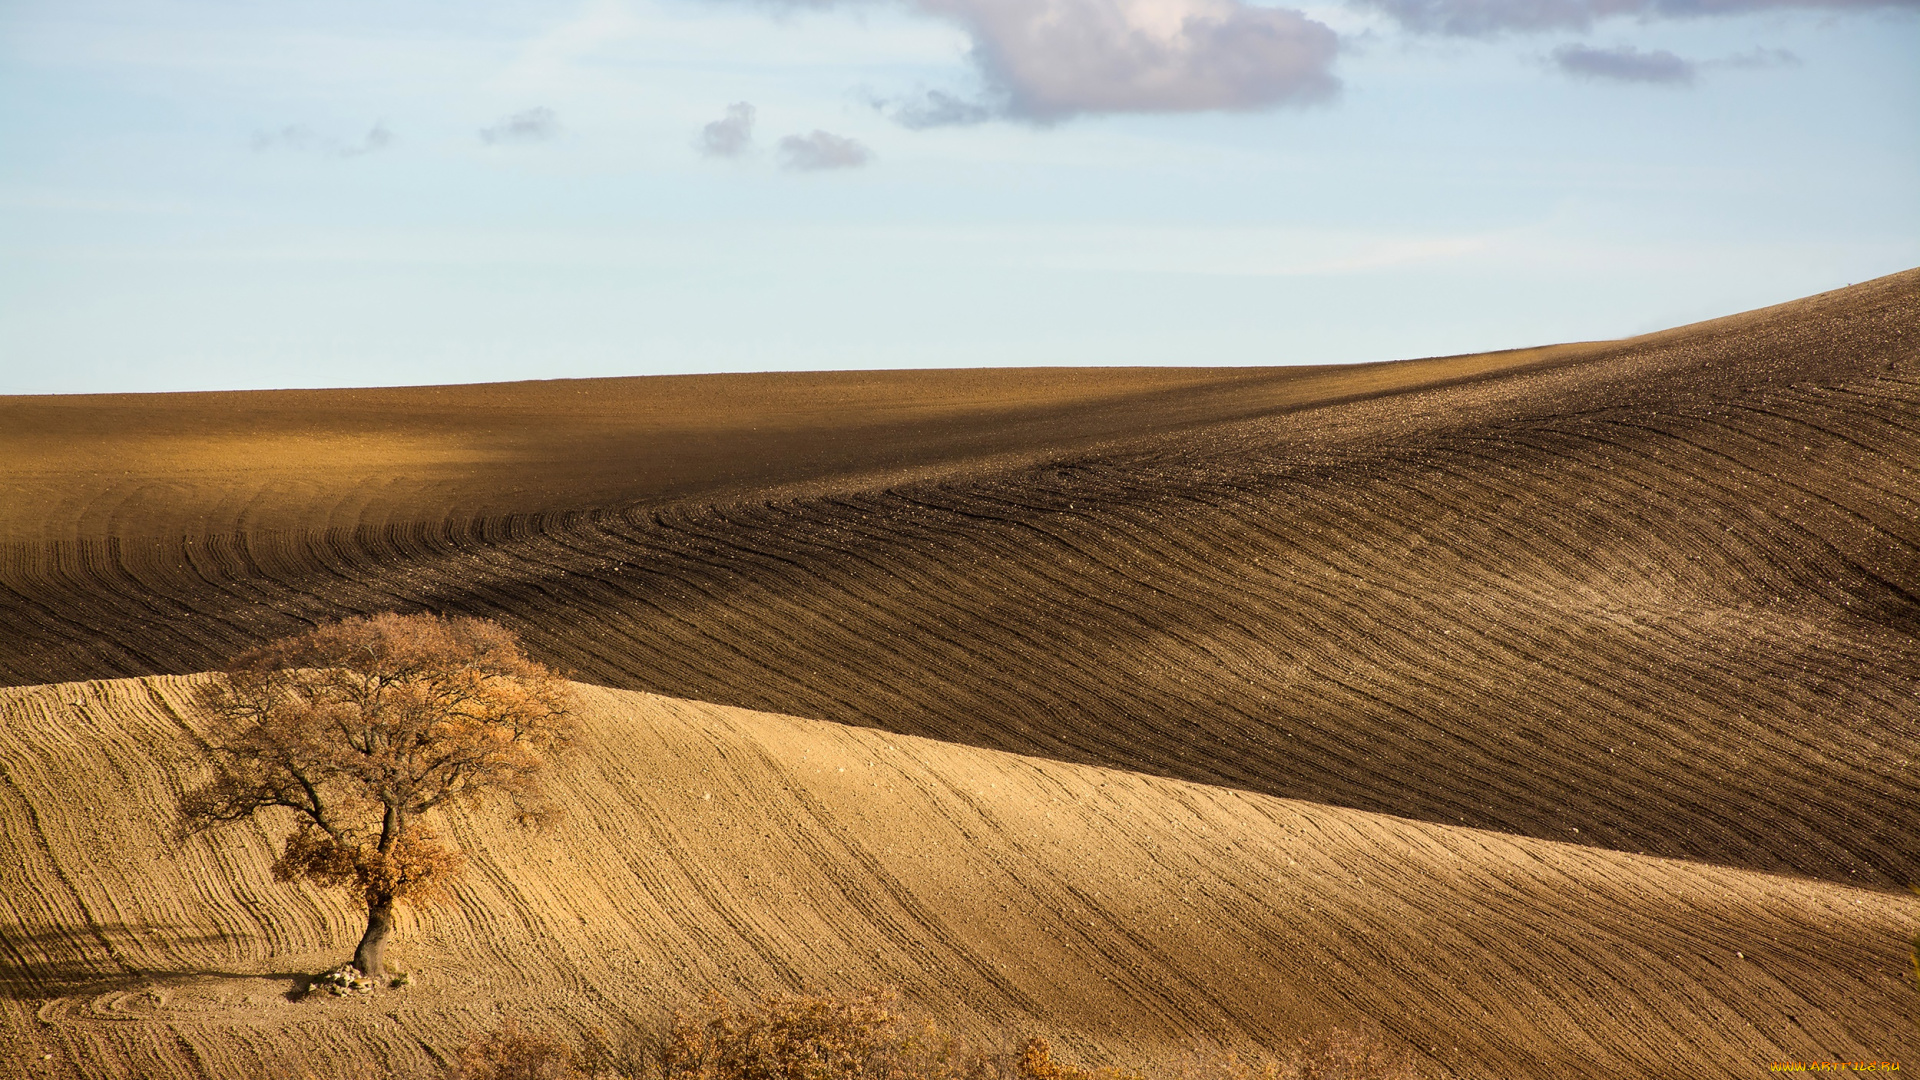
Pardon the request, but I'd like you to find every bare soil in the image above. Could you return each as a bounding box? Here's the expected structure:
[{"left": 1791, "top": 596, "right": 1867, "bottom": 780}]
[
  {"left": 0, "top": 270, "right": 1915, "bottom": 1076},
  {"left": 0, "top": 676, "right": 1906, "bottom": 1080}
]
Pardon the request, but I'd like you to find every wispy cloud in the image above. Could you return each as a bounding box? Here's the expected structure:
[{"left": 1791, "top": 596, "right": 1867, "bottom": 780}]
[
  {"left": 479, "top": 107, "right": 561, "bottom": 145},
  {"left": 881, "top": 89, "right": 1000, "bottom": 130},
  {"left": 778, "top": 130, "right": 873, "bottom": 171},
  {"left": 252, "top": 124, "right": 318, "bottom": 153},
  {"left": 1552, "top": 43, "right": 1695, "bottom": 84},
  {"left": 1549, "top": 42, "right": 1801, "bottom": 85},
  {"left": 1021, "top": 223, "right": 1498, "bottom": 276},
  {"left": 1716, "top": 46, "right": 1801, "bottom": 69},
  {"left": 250, "top": 122, "right": 394, "bottom": 158},
  {"left": 339, "top": 123, "right": 394, "bottom": 157},
  {"left": 1358, "top": 0, "right": 1914, "bottom": 36},
  {"left": 698, "top": 102, "right": 757, "bottom": 158}
]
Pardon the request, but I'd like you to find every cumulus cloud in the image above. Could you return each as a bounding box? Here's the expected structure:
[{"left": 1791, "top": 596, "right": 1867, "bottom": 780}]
[
  {"left": 767, "top": 0, "right": 1338, "bottom": 122},
  {"left": 1553, "top": 42, "right": 1694, "bottom": 83},
  {"left": 479, "top": 107, "right": 561, "bottom": 145},
  {"left": 698, "top": 102, "right": 757, "bottom": 157},
  {"left": 251, "top": 122, "right": 394, "bottom": 158},
  {"left": 924, "top": 0, "right": 1339, "bottom": 120},
  {"left": 778, "top": 130, "right": 873, "bottom": 170},
  {"left": 1358, "top": 0, "right": 1916, "bottom": 36}
]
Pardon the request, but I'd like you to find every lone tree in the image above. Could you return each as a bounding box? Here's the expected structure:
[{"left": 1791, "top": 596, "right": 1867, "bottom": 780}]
[{"left": 181, "top": 612, "right": 575, "bottom": 980}]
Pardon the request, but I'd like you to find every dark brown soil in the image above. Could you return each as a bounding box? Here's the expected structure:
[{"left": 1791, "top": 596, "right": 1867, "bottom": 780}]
[{"left": 3, "top": 272, "right": 1912, "bottom": 890}]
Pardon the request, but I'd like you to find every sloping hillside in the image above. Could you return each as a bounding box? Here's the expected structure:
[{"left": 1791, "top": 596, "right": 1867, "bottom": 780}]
[
  {"left": 1, "top": 272, "right": 1913, "bottom": 890},
  {"left": 0, "top": 353, "right": 1587, "bottom": 547},
  {"left": 0, "top": 676, "right": 1907, "bottom": 1080}
]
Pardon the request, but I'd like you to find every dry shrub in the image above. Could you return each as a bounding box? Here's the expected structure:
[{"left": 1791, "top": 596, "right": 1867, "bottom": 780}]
[
  {"left": 454, "top": 1019, "right": 586, "bottom": 1080},
  {"left": 660, "top": 988, "right": 999, "bottom": 1080},
  {"left": 1285, "top": 1029, "right": 1432, "bottom": 1080},
  {"left": 1017, "top": 1038, "right": 1139, "bottom": 1080},
  {"left": 452, "top": 993, "right": 1437, "bottom": 1080}
]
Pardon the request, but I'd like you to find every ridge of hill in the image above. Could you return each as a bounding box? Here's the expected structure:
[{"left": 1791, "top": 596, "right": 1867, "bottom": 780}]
[
  {"left": 0, "top": 675, "right": 1908, "bottom": 1080},
  {"left": 0, "top": 349, "right": 1595, "bottom": 548},
  {"left": 1, "top": 272, "right": 1913, "bottom": 891}
]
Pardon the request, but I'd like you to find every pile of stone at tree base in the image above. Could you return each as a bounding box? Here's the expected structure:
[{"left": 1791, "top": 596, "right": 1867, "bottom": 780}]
[{"left": 305, "top": 965, "right": 377, "bottom": 997}]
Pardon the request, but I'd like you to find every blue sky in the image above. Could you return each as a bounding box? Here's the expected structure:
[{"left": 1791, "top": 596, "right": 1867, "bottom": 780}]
[{"left": 1, "top": 0, "right": 1915, "bottom": 394}]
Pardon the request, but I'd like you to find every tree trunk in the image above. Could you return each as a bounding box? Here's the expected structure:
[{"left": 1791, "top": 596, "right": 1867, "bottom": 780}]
[{"left": 352, "top": 893, "right": 395, "bottom": 979}]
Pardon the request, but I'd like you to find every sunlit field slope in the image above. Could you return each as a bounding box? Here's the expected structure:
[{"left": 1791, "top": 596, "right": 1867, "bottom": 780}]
[
  {"left": 0, "top": 271, "right": 1916, "bottom": 897},
  {"left": 0, "top": 676, "right": 1907, "bottom": 1080},
  {"left": 0, "top": 355, "right": 1583, "bottom": 546}
]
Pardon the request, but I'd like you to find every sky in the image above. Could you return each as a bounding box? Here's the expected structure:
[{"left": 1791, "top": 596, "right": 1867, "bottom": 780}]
[{"left": 0, "top": 0, "right": 1915, "bottom": 394}]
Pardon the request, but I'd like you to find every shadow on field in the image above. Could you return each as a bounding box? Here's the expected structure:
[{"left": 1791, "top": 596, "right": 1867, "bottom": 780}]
[{"left": 0, "top": 923, "right": 311, "bottom": 1000}]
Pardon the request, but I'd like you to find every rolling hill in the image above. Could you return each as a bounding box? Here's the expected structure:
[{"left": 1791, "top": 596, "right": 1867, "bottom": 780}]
[
  {"left": 0, "top": 269, "right": 1915, "bottom": 1077},
  {"left": 0, "top": 676, "right": 1906, "bottom": 1080}
]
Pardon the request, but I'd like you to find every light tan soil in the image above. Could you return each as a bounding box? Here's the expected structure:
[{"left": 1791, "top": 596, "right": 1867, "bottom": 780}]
[{"left": 0, "top": 676, "right": 1907, "bottom": 1080}]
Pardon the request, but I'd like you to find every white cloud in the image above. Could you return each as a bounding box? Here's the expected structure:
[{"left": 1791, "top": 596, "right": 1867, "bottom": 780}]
[
  {"left": 1552, "top": 43, "right": 1694, "bottom": 83},
  {"left": 250, "top": 122, "right": 394, "bottom": 158},
  {"left": 1548, "top": 42, "right": 1801, "bottom": 85},
  {"left": 698, "top": 102, "right": 758, "bottom": 157},
  {"left": 778, "top": 129, "right": 874, "bottom": 170},
  {"left": 758, "top": 0, "right": 1340, "bottom": 122},
  {"left": 1715, "top": 46, "right": 1800, "bottom": 68},
  {"left": 251, "top": 124, "right": 319, "bottom": 153},
  {"left": 340, "top": 123, "right": 395, "bottom": 157},
  {"left": 1357, "top": 0, "right": 1918, "bottom": 35},
  {"left": 479, "top": 107, "right": 562, "bottom": 144},
  {"left": 925, "top": 0, "right": 1341, "bottom": 119},
  {"left": 884, "top": 89, "right": 999, "bottom": 129}
]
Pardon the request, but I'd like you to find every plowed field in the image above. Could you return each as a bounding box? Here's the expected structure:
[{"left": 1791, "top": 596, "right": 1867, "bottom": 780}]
[
  {"left": 0, "top": 270, "right": 1916, "bottom": 1076},
  {"left": 0, "top": 677, "right": 1908, "bottom": 1080}
]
